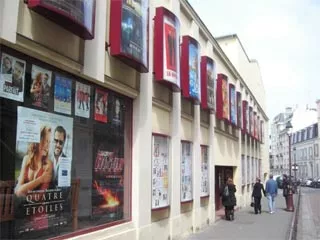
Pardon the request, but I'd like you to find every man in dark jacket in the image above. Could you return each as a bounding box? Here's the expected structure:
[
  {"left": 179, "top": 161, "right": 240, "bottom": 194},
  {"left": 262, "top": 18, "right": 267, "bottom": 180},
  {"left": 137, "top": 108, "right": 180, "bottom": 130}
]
[
  {"left": 252, "top": 177, "right": 266, "bottom": 214},
  {"left": 220, "top": 177, "right": 237, "bottom": 221},
  {"left": 282, "top": 174, "right": 289, "bottom": 207}
]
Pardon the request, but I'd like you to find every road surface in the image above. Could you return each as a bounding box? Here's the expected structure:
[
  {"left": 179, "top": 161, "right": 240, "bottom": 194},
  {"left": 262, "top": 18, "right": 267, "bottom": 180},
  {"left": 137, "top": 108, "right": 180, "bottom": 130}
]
[{"left": 297, "top": 187, "right": 320, "bottom": 240}]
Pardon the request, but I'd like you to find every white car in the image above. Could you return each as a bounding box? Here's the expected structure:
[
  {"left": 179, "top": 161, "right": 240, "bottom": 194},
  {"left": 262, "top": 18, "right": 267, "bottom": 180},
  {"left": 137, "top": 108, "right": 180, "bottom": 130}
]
[{"left": 306, "top": 179, "right": 313, "bottom": 186}]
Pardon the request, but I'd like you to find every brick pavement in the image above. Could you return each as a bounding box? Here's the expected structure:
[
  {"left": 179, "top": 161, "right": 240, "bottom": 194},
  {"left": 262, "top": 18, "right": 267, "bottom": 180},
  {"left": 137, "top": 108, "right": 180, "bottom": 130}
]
[{"left": 185, "top": 192, "right": 295, "bottom": 240}]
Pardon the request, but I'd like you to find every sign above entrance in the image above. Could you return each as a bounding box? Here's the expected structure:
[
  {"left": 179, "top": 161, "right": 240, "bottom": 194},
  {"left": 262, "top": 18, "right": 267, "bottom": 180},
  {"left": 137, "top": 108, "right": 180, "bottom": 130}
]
[{"left": 27, "top": 0, "right": 96, "bottom": 40}]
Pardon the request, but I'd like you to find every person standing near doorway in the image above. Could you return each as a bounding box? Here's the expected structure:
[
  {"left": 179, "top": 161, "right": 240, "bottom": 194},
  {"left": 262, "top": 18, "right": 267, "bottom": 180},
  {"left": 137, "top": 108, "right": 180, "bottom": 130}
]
[
  {"left": 252, "top": 177, "right": 266, "bottom": 214},
  {"left": 220, "top": 177, "right": 237, "bottom": 221},
  {"left": 282, "top": 174, "right": 289, "bottom": 207},
  {"left": 265, "top": 174, "right": 278, "bottom": 214}
]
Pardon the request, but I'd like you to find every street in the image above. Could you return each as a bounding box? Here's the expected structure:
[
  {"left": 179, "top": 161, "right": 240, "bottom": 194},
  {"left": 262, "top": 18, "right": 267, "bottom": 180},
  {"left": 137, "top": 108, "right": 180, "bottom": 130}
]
[{"left": 297, "top": 187, "right": 320, "bottom": 240}]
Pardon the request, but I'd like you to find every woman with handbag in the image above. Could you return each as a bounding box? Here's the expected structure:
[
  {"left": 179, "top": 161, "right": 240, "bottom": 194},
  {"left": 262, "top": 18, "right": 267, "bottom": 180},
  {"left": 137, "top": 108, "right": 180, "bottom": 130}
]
[
  {"left": 220, "top": 177, "right": 237, "bottom": 221},
  {"left": 251, "top": 177, "right": 266, "bottom": 214}
]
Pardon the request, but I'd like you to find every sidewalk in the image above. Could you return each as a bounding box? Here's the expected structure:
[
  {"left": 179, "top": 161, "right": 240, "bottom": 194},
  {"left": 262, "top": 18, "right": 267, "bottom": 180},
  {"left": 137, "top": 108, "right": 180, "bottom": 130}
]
[{"left": 186, "top": 194, "right": 296, "bottom": 240}]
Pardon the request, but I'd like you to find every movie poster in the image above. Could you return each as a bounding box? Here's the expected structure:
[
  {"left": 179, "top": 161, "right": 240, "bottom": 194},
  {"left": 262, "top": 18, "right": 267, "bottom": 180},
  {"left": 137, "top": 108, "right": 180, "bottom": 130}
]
[
  {"left": 37, "top": 0, "right": 95, "bottom": 36},
  {"left": 255, "top": 114, "right": 258, "bottom": 139},
  {"left": 15, "top": 106, "right": 73, "bottom": 236},
  {"left": 222, "top": 78, "right": 229, "bottom": 120},
  {"left": 0, "top": 53, "right": 26, "bottom": 102},
  {"left": 181, "top": 142, "right": 192, "bottom": 202},
  {"left": 230, "top": 86, "right": 237, "bottom": 125},
  {"left": 121, "top": 0, "right": 148, "bottom": 66},
  {"left": 110, "top": 94, "right": 123, "bottom": 127},
  {"left": 54, "top": 75, "right": 72, "bottom": 115},
  {"left": 246, "top": 104, "right": 250, "bottom": 134},
  {"left": 94, "top": 88, "right": 108, "bottom": 123},
  {"left": 249, "top": 107, "right": 253, "bottom": 136},
  {"left": 189, "top": 42, "right": 201, "bottom": 100},
  {"left": 152, "top": 135, "right": 169, "bottom": 209},
  {"left": 207, "top": 61, "right": 215, "bottom": 110},
  {"left": 30, "top": 65, "right": 52, "bottom": 109},
  {"left": 75, "top": 81, "right": 91, "bottom": 118},
  {"left": 237, "top": 93, "right": 242, "bottom": 129},
  {"left": 92, "top": 150, "right": 124, "bottom": 219},
  {"left": 200, "top": 146, "right": 209, "bottom": 197},
  {"left": 162, "top": 15, "right": 179, "bottom": 86}
]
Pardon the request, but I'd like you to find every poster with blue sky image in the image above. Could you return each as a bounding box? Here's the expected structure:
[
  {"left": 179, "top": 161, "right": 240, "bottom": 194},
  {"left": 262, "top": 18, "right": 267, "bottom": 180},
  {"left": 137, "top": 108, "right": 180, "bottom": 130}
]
[{"left": 188, "top": 42, "right": 200, "bottom": 101}]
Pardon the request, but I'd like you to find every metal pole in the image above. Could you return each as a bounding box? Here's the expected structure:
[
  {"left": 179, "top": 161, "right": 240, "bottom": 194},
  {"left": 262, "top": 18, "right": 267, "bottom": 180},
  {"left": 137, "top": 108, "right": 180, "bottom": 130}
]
[
  {"left": 294, "top": 152, "right": 297, "bottom": 191},
  {"left": 289, "top": 134, "right": 292, "bottom": 186},
  {"left": 287, "top": 133, "right": 294, "bottom": 211}
]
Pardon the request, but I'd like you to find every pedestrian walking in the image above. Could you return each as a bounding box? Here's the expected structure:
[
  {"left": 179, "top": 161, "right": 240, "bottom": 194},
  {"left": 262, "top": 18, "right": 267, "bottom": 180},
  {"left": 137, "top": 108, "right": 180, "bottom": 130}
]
[
  {"left": 251, "top": 177, "right": 266, "bottom": 214},
  {"left": 282, "top": 174, "right": 289, "bottom": 207},
  {"left": 265, "top": 174, "right": 278, "bottom": 214},
  {"left": 220, "top": 177, "right": 237, "bottom": 221}
]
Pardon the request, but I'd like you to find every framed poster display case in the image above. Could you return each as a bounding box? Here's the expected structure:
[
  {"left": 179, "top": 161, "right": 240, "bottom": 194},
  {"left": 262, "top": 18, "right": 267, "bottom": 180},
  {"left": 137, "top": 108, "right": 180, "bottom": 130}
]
[
  {"left": 181, "top": 141, "right": 193, "bottom": 202},
  {"left": 151, "top": 134, "right": 170, "bottom": 209},
  {"left": 200, "top": 56, "right": 215, "bottom": 111},
  {"left": 27, "top": 0, "right": 96, "bottom": 39},
  {"left": 110, "top": 0, "right": 149, "bottom": 73},
  {"left": 181, "top": 36, "right": 201, "bottom": 103},
  {"left": 154, "top": 7, "right": 180, "bottom": 90}
]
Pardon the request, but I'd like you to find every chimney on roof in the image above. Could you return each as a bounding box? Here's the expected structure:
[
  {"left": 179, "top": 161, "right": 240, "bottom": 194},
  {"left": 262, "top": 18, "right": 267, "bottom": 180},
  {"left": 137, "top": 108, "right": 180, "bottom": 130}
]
[
  {"left": 285, "top": 107, "right": 292, "bottom": 114},
  {"left": 316, "top": 100, "right": 320, "bottom": 119},
  {"left": 285, "top": 107, "right": 292, "bottom": 118}
]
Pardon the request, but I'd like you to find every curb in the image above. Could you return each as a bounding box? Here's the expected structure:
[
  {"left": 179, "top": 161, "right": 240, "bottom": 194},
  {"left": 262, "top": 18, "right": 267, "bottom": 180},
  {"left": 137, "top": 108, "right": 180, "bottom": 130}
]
[{"left": 288, "top": 187, "right": 301, "bottom": 240}]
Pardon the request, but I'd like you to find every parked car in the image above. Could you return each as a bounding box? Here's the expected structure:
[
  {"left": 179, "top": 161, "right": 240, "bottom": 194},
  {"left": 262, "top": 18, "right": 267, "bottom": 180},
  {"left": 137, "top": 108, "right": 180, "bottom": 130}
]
[
  {"left": 275, "top": 175, "right": 283, "bottom": 189},
  {"left": 300, "top": 178, "right": 311, "bottom": 187},
  {"left": 310, "top": 178, "right": 320, "bottom": 188},
  {"left": 306, "top": 178, "right": 313, "bottom": 187}
]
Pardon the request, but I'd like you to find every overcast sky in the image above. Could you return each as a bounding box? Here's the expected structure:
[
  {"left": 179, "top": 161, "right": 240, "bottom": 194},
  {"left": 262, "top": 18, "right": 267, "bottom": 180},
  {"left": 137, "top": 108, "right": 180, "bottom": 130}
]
[{"left": 188, "top": 0, "right": 320, "bottom": 120}]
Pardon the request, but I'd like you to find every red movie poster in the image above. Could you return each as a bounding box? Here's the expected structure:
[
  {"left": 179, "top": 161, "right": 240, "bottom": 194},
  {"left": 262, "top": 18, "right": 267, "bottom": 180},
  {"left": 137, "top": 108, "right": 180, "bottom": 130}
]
[
  {"left": 164, "top": 23, "right": 177, "bottom": 72},
  {"left": 222, "top": 78, "right": 229, "bottom": 120},
  {"left": 92, "top": 150, "right": 124, "bottom": 219},
  {"left": 94, "top": 89, "right": 108, "bottom": 123}
]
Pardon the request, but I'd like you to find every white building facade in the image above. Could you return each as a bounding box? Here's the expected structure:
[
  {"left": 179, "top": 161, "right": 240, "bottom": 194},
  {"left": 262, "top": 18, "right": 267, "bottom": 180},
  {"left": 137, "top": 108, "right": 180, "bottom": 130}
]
[
  {"left": 269, "top": 108, "right": 293, "bottom": 176},
  {"left": 292, "top": 122, "right": 319, "bottom": 179}
]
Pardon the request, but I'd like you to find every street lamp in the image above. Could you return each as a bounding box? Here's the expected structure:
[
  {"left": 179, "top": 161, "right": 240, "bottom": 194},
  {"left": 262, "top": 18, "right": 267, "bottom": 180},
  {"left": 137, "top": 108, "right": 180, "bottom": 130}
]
[
  {"left": 285, "top": 121, "right": 294, "bottom": 212},
  {"left": 292, "top": 147, "right": 298, "bottom": 193}
]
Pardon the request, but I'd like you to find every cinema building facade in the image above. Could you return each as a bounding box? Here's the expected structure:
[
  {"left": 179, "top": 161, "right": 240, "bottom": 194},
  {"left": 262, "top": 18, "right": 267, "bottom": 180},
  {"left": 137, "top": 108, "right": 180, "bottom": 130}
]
[{"left": 0, "top": 0, "right": 268, "bottom": 239}]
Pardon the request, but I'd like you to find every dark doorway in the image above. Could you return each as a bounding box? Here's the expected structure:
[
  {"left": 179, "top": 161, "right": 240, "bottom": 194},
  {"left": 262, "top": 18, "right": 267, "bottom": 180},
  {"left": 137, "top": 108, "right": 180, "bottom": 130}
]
[{"left": 215, "top": 166, "right": 233, "bottom": 210}]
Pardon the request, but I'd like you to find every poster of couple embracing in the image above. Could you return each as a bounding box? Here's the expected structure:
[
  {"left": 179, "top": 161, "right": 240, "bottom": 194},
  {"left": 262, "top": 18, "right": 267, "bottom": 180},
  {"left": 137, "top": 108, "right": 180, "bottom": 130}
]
[{"left": 14, "top": 106, "right": 73, "bottom": 236}]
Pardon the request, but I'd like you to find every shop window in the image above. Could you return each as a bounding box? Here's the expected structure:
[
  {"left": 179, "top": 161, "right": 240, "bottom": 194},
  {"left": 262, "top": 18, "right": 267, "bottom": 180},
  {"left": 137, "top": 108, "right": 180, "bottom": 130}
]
[{"left": 0, "top": 46, "right": 132, "bottom": 239}]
